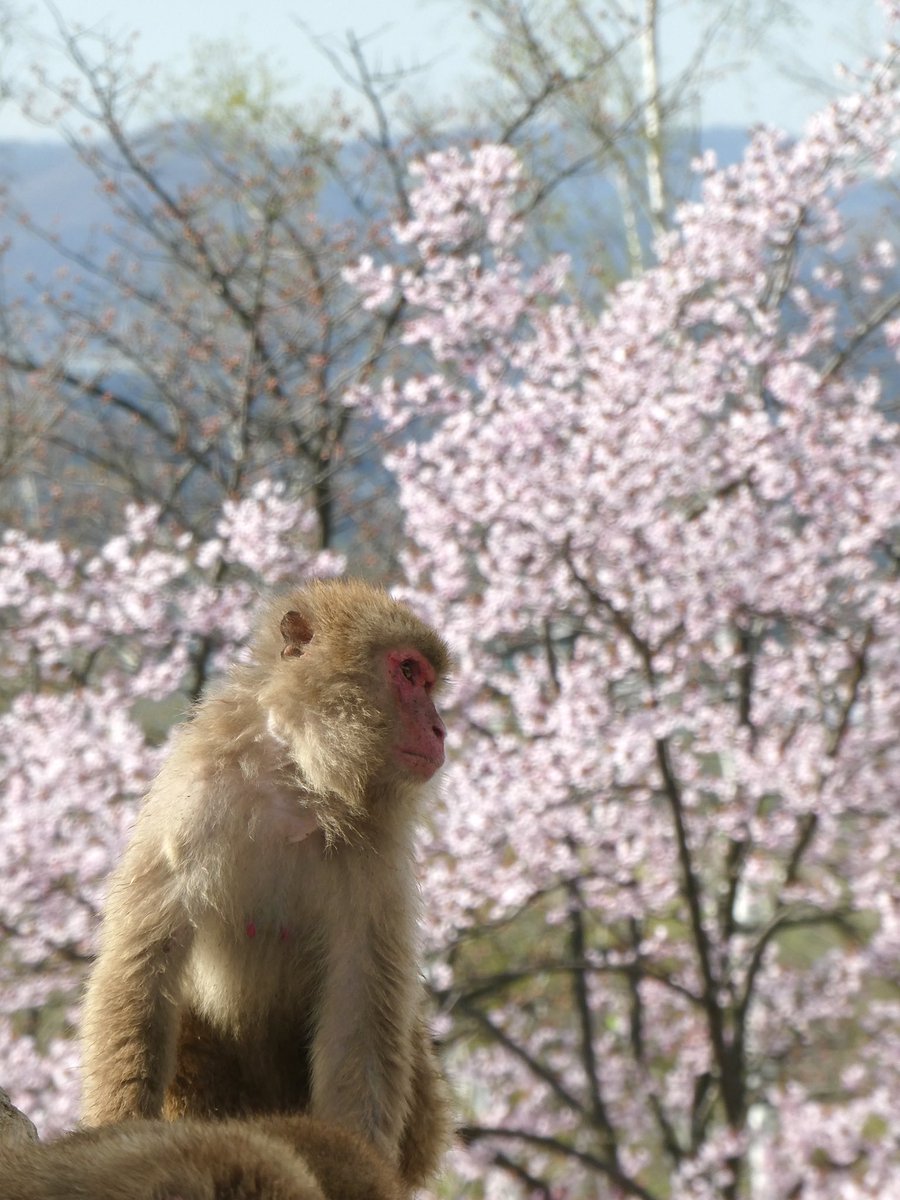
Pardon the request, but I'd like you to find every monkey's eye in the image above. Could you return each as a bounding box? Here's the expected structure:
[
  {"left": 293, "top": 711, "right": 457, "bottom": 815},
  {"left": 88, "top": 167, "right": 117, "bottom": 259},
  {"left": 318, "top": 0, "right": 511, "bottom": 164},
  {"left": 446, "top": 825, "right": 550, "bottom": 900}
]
[{"left": 400, "top": 658, "right": 417, "bottom": 682}]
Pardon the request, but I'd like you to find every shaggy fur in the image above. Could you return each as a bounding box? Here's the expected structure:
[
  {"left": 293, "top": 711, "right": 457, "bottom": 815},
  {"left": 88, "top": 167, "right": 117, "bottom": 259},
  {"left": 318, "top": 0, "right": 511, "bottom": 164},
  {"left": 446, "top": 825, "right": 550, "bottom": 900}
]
[
  {"left": 0, "top": 1103, "right": 403, "bottom": 1200},
  {"left": 80, "top": 579, "right": 453, "bottom": 1190}
]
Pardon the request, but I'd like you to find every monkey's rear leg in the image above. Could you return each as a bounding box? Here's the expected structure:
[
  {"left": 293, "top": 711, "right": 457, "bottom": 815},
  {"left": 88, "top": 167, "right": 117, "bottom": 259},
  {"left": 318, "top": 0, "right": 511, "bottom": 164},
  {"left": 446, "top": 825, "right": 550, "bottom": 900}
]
[
  {"left": 163, "top": 1010, "right": 315, "bottom": 1119},
  {"left": 162, "top": 1010, "right": 253, "bottom": 1119}
]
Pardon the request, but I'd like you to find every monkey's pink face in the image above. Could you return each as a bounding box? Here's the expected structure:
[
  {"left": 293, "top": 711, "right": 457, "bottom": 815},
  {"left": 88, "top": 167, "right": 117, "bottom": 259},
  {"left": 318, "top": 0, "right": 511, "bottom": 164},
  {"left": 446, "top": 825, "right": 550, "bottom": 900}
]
[{"left": 386, "top": 648, "right": 446, "bottom": 780}]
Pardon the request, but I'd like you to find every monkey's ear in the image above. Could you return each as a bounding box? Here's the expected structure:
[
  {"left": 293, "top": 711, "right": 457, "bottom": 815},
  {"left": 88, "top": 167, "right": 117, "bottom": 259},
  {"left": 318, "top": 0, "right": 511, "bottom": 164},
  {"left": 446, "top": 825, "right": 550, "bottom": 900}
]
[{"left": 280, "top": 610, "right": 314, "bottom": 659}]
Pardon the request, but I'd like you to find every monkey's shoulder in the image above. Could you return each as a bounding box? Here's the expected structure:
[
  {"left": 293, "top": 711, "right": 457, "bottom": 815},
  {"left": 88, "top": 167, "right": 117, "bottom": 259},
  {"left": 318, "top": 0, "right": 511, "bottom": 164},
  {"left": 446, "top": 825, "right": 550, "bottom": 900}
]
[{"left": 136, "top": 733, "right": 296, "bottom": 835}]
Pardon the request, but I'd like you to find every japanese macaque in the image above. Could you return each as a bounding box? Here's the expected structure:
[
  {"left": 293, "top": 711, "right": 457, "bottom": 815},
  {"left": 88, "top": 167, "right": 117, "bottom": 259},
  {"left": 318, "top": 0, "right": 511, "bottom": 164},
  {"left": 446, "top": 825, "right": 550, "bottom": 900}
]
[
  {"left": 81, "top": 579, "right": 453, "bottom": 1189},
  {"left": 0, "top": 1089, "right": 403, "bottom": 1200}
]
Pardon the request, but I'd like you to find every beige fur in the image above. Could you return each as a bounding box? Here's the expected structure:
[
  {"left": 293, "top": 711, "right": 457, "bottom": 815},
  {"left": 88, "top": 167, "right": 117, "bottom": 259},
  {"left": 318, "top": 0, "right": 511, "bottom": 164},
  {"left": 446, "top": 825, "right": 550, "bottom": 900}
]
[
  {"left": 0, "top": 1100, "right": 403, "bottom": 1200},
  {"left": 81, "top": 580, "right": 453, "bottom": 1189}
]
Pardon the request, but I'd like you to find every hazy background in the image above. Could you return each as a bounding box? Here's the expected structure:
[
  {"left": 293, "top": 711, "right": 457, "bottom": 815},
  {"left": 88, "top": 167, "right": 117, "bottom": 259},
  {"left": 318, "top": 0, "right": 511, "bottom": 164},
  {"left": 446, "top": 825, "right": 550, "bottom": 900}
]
[{"left": 0, "top": 0, "right": 886, "bottom": 140}]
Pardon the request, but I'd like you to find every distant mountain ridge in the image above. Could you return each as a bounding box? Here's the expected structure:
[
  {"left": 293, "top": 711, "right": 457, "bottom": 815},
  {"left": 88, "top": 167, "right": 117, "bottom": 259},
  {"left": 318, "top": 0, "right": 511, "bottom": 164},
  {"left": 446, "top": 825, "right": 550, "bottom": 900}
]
[
  {"left": 0, "top": 125, "right": 891, "bottom": 293},
  {"left": 0, "top": 128, "right": 756, "bottom": 288}
]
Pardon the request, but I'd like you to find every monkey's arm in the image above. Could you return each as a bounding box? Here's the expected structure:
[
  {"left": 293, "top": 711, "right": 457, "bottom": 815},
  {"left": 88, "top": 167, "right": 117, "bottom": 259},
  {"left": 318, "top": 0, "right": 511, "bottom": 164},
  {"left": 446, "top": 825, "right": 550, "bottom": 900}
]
[
  {"left": 397, "top": 1014, "right": 453, "bottom": 1187},
  {"left": 310, "top": 912, "right": 417, "bottom": 1163},
  {"left": 81, "top": 848, "right": 193, "bottom": 1124}
]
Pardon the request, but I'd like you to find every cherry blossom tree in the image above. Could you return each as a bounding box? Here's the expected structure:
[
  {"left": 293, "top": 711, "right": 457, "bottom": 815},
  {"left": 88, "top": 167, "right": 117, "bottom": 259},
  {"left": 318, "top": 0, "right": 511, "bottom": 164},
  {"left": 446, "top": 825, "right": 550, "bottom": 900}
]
[
  {"left": 349, "top": 8, "right": 900, "bottom": 1197},
  {"left": 0, "top": 483, "right": 342, "bottom": 1134},
  {"left": 0, "top": 4, "right": 898, "bottom": 1196},
  {"left": 0, "top": 18, "right": 435, "bottom": 563}
]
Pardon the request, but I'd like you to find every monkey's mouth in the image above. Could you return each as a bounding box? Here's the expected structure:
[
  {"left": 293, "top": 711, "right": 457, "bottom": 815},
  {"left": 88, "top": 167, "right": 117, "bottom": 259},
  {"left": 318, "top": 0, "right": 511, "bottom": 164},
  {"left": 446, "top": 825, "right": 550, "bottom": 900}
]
[{"left": 397, "top": 747, "right": 444, "bottom": 778}]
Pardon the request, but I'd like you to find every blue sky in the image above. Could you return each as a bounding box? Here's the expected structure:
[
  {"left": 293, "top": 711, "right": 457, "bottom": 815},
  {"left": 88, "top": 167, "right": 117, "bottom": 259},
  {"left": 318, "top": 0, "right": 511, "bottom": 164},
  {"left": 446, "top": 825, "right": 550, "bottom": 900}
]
[{"left": 0, "top": 0, "right": 885, "bottom": 140}]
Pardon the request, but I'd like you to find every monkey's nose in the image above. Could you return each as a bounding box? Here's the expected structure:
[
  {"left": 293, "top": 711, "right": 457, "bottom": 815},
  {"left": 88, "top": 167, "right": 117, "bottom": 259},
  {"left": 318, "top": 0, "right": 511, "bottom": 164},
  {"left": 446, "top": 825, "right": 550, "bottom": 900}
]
[{"left": 433, "top": 717, "right": 446, "bottom": 742}]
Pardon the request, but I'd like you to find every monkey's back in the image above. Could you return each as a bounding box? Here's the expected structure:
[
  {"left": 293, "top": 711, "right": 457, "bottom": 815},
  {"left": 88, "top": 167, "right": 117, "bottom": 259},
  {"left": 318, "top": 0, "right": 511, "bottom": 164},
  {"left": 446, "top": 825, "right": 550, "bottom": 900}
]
[
  {"left": 0, "top": 1115, "right": 404, "bottom": 1200},
  {"left": 0, "top": 1120, "right": 324, "bottom": 1200}
]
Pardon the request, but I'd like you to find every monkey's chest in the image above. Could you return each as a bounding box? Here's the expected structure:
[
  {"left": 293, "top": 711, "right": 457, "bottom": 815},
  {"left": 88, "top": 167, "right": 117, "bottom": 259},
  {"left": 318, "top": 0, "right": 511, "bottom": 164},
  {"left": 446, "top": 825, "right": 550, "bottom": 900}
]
[{"left": 185, "top": 904, "right": 325, "bottom": 1028}]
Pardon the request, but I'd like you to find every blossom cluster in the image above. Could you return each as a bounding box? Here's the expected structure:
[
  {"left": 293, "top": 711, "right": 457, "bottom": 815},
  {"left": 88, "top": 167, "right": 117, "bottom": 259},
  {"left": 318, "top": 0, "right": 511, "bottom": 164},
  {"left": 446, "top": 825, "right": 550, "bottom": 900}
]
[{"left": 352, "top": 10, "right": 900, "bottom": 1197}]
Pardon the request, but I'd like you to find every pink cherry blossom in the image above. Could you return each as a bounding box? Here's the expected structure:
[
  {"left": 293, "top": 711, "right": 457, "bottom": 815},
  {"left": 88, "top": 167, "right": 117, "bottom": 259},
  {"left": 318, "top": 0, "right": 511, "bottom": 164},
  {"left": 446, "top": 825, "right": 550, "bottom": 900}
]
[{"left": 350, "top": 6, "right": 900, "bottom": 1195}]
